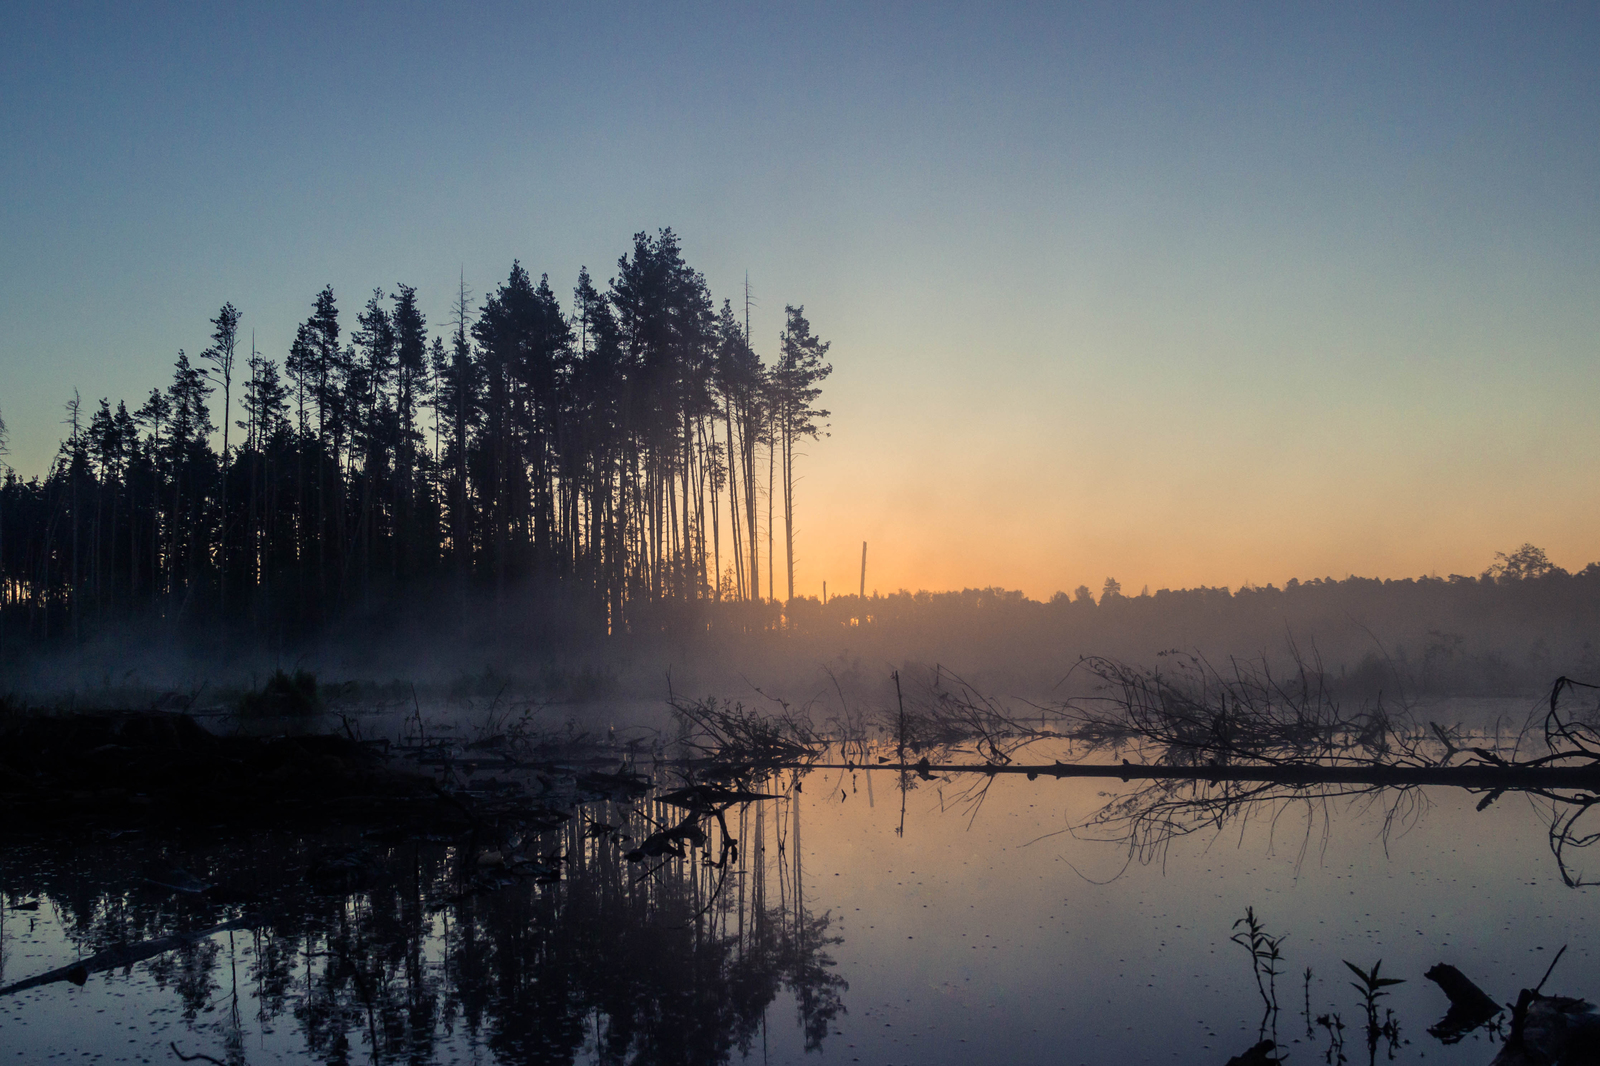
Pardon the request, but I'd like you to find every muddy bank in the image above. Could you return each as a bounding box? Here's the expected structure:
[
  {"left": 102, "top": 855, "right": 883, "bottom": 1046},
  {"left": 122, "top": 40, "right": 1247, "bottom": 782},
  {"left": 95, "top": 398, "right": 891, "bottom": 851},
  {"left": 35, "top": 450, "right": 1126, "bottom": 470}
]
[{"left": 0, "top": 710, "right": 602, "bottom": 829}]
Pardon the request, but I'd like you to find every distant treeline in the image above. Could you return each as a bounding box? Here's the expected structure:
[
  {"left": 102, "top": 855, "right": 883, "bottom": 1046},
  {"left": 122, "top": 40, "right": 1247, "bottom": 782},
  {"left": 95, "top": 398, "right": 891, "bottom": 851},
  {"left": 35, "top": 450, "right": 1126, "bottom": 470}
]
[
  {"left": 766, "top": 545, "right": 1600, "bottom": 699},
  {"left": 0, "top": 229, "right": 834, "bottom": 646}
]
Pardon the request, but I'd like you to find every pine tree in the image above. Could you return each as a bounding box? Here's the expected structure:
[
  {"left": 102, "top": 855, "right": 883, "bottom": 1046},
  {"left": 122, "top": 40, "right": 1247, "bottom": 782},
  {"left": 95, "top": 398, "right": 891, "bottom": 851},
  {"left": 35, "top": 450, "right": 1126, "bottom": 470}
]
[
  {"left": 434, "top": 273, "right": 479, "bottom": 579},
  {"left": 391, "top": 284, "right": 428, "bottom": 577},
  {"left": 202, "top": 302, "right": 241, "bottom": 617},
  {"left": 134, "top": 388, "right": 170, "bottom": 605},
  {"left": 572, "top": 266, "right": 628, "bottom": 617},
  {"left": 350, "top": 289, "right": 397, "bottom": 596},
  {"left": 774, "top": 305, "right": 831, "bottom": 603},
  {"left": 610, "top": 230, "right": 714, "bottom": 600},
  {"left": 202, "top": 303, "right": 241, "bottom": 458},
  {"left": 714, "top": 299, "right": 765, "bottom": 601},
  {"left": 294, "top": 286, "right": 343, "bottom": 609},
  {"left": 164, "top": 352, "right": 216, "bottom": 611}
]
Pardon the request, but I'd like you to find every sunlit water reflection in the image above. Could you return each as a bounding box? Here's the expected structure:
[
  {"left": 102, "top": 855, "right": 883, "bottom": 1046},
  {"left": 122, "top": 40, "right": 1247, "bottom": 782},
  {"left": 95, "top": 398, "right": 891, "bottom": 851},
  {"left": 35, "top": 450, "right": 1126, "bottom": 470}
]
[{"left": 1, "top": 740, "right": 1593, "bottom": 1064}]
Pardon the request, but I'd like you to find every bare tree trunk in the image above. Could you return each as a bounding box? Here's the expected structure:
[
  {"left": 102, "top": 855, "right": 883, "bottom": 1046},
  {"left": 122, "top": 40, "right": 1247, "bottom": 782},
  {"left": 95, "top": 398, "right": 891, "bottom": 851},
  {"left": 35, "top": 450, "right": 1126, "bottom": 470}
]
[
  {"left": 682, "top": 408, "right": 694, "bottom": 598},
  {"left": 746, "top": 407, "right": 760, "bottom": 603},
  {"left": 766, "top": 419, "right": 774, "bottom": 608},
  {"left": 783, "top": 420, "right": 794, "bottom": 603},
  {"left": 723, "top": 399, "right": 744, "bottom": 599},
  {"left": 705, "top": 420, "right": 721, "bottom": 600}
]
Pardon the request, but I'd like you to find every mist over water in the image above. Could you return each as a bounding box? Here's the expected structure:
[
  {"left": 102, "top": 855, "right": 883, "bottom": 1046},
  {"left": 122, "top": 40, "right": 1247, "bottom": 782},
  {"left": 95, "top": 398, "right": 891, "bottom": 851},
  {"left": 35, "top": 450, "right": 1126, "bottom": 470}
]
[{"left": 7, "top": 561, "right": 1595, "bottom": 722}]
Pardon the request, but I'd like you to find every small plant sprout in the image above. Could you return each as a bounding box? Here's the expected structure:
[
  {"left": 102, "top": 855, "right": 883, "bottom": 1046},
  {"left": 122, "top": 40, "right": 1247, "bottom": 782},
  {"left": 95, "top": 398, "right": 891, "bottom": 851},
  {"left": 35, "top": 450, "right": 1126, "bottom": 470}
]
[
  {"left": 1316, "top": 1012, "right": 1348, "bottom": 1065},
  {"left": 1232, "top": 907, "right": 1287, "bottom": 1039},
  {"left": 1344, "top": 959, "right": 1404, "bottom": 1060}
]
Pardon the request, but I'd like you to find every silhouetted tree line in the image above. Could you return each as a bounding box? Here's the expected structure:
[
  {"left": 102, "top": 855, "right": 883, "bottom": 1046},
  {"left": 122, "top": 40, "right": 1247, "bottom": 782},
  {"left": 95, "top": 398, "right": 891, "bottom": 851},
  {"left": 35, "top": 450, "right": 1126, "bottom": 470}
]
[
  {"left": 0, "top": 229, "right": 833, "bottom": 645},
  {"left": 763, "top": 545, "right": 1600, "bottom": 699}
]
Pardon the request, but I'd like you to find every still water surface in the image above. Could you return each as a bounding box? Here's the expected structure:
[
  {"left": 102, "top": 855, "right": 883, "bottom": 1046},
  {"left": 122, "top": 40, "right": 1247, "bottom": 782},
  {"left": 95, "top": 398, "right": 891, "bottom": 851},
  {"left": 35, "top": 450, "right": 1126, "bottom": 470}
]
[{"left": 0, "top": 727, "right": 1592, "bottom": 1064}]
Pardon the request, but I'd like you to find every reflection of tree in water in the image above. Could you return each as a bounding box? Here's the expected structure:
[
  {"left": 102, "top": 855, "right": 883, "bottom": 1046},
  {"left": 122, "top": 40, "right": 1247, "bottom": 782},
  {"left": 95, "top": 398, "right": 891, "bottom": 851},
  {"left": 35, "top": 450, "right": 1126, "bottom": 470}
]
[
  {"left": 1074, "top": 777, "right": 1431, "bottom": 876},
  {"left": 2, "top": 784, "right": 844, "bottom": 1064},
  {"left": 146, "top": 936, "right": 221, "bottom": 1022},
  {"left": 438, "top": 794, "right": 844, "bottom": 1062}
]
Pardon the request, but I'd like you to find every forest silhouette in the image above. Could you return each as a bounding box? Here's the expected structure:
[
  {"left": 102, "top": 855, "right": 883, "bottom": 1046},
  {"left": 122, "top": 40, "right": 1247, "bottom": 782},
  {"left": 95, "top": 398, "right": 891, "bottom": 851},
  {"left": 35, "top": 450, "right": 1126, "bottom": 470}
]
[{"left": 0, "top": 229, "right": 833, "bottom": 648}]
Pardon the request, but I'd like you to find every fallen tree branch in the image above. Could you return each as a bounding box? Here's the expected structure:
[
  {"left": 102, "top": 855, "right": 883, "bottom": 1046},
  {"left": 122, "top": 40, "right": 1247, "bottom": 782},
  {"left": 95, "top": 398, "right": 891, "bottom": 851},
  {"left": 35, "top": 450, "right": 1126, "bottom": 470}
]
[{"left": 801, "top": 759, "right": 1600, "bottom": 789}]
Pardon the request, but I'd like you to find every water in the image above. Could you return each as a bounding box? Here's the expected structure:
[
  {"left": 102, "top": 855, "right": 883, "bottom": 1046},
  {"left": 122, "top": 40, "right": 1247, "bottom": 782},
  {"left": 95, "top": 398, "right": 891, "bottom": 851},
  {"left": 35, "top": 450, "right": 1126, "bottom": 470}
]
[{"left": 1, "top": 730, "right": 1595, "bottom": 1064}]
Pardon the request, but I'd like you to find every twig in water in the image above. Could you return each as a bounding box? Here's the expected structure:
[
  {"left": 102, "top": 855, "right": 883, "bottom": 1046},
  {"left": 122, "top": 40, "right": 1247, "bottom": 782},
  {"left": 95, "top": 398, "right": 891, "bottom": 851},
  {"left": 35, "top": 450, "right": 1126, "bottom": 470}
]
[
  {"left": 170, "top": 1043, "right": 227, "bottom": 1066},
  {"left": 1533, "top": 944, "right": 1568, "bottom": 994}
]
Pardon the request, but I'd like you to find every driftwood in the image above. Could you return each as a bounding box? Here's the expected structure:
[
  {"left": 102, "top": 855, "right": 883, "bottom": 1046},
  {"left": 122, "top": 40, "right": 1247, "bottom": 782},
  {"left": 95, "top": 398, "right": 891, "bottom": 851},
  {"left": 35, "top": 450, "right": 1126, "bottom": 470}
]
[{"left": 0, "top": 914, "right": 257, "bottom": 997}]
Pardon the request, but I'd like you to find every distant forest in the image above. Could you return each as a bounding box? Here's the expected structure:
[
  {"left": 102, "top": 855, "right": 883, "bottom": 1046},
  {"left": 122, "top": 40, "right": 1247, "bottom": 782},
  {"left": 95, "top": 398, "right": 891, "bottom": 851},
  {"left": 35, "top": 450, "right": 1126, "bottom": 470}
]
[
  {"left": 777, "top": 546, "right": 1600, "bottom": 699},
  {"left": 0, "top": 229, "right": 834, "bottom": 645}
]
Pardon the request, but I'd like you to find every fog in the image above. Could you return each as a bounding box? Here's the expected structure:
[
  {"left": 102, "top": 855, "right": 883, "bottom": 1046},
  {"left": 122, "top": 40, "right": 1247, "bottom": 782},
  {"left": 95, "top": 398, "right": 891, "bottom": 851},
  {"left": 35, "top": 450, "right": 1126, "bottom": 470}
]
[{"left": 6, "top": 564, "right": 1592, "bottom": 735}]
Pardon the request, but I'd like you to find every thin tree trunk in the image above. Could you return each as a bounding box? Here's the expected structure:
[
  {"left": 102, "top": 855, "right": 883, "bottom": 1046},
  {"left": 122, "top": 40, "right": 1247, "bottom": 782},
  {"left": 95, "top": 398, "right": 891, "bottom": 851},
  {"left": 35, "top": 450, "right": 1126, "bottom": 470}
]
[
  {"left": 783, "top": 421, "right": 794, "bottom": 604},
  {"left": 766, "top": 420, "right": 774, "bottom": 608},
  {"left": 723, "top": 399, "right": 744, "bottom": 599}
]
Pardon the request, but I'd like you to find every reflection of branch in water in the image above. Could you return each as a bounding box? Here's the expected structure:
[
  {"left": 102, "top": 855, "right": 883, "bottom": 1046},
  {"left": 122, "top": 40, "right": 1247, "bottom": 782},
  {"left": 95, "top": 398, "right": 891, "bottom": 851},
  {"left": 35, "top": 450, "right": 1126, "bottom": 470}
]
[
  {"left": 1540, "top": 793, "right": 1600, "bottom": 888},
  {"left": 848, "top": 668, "right": 1600, "bottom": 888},
  {"left": 1069, "top": 775, "right": 1428, "bottom": 876},
  {"left": 944, "top": 758, "right": 1600, "bottom": 892},
  {"left": 1515, "top": 678, "right": 1600, "bottom": 888}
]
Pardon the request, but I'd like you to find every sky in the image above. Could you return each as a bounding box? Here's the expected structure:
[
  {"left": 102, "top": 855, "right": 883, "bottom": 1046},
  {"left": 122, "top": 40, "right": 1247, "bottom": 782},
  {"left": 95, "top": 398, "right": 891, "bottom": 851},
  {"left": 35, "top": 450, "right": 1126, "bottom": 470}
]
[{"left": 2, "top": 2, "right": 1598, "bottom": 600}]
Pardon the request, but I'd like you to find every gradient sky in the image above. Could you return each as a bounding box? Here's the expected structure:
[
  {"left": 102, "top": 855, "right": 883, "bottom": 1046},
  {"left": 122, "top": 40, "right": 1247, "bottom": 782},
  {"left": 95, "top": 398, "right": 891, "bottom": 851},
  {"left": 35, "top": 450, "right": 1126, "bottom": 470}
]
[{"left": 3, "top": 2, "right": 1597, "bottom": 600}]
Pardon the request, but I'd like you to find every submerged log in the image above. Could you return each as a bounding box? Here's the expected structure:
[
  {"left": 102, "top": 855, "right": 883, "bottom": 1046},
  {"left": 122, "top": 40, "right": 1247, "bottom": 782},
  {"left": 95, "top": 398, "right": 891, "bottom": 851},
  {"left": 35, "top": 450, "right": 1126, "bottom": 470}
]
[{"left": 0, "top": 914, "right": 257, "bottom": 997}]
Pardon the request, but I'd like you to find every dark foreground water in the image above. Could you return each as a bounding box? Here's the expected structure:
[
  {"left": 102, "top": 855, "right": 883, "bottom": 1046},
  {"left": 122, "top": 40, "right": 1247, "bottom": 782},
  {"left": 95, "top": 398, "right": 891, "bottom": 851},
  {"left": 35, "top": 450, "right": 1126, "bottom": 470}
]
[{"left": 1, "top": 738, "right": 1594, "bottom": 1064}]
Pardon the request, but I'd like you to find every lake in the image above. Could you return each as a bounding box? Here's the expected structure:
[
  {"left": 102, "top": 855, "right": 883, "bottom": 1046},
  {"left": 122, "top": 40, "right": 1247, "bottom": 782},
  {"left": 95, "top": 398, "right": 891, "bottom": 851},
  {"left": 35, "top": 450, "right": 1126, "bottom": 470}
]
[{"left": 1, "top": 695, "right": 1594, "bottom": 1065}]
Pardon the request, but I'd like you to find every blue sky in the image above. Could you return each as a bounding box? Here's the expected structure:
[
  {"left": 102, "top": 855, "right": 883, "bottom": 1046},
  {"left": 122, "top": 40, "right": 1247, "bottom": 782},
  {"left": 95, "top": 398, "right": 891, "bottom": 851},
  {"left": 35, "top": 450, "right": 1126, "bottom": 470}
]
[{"left": 3, "top": 2, "right": 1598, "bottom": 596}]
